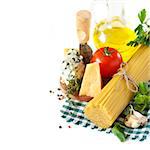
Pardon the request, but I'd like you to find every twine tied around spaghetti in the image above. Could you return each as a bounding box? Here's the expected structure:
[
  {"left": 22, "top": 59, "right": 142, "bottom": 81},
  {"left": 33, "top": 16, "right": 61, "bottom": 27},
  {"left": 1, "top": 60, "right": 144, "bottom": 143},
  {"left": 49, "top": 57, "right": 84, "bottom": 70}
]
[{"left": 114, "top": 62, "right": 138, "bottom": 93}]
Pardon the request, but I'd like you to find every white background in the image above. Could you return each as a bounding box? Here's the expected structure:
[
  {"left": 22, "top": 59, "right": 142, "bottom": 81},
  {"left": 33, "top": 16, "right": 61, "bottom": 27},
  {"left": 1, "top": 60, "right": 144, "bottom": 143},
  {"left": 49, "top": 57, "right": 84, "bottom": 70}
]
[{"left": 0, "top": 0, "right": 149, "bottom": 149}]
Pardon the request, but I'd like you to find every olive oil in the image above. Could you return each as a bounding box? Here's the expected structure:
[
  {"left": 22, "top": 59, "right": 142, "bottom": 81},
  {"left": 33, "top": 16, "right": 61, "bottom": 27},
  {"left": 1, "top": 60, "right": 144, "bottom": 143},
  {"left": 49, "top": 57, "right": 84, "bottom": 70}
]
[
  {"left": 93, "top": 18, "right": 140, "bottom": 62},
  {"left": 92, "top": 0, "right": 140, "bottom": 62}
]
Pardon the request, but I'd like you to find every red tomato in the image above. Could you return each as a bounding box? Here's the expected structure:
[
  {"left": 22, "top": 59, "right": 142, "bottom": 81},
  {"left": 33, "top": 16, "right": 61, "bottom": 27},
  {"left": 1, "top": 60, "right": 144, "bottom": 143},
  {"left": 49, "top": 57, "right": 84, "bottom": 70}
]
[{"left": 90, "top": 47, "right": 123, "bottom": 78}]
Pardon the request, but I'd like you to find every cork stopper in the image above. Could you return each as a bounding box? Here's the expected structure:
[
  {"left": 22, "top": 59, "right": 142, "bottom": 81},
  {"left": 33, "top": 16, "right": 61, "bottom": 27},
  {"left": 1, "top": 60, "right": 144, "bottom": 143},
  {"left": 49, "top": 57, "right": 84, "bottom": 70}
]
[{"left": 76, "top": 10, "right": 91, "bottom": 44}]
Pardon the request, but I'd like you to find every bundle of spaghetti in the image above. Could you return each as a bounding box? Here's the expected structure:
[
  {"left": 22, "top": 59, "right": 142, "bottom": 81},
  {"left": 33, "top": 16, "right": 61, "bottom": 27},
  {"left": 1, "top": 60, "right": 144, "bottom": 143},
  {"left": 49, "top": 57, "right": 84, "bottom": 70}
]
[{"left": 84, "top": 46, "right": 150, "bottom": 129}]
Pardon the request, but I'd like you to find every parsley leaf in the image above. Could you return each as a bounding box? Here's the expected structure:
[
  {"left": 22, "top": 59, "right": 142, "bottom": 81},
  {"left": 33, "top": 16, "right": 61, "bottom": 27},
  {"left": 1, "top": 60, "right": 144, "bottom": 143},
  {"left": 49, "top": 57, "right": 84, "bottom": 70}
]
[
  {"left": 127, "top": 9, "right": 150, "bottom": 47},
  {"left": 138, "top": 9, "right": 146, "bottom": 23}
]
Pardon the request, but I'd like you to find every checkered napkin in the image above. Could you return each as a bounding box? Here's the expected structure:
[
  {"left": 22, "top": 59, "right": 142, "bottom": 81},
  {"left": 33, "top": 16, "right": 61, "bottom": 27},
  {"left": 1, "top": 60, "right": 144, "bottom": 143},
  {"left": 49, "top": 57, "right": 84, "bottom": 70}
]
[{"left": 60, "top": 99, "right": 150, "bottom": 141}]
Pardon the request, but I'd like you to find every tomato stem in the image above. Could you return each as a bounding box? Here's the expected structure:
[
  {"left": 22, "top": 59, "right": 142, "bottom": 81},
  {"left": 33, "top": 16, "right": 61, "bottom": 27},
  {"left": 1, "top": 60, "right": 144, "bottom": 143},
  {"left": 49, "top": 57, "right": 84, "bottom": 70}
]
[
  {"left": 103, "top": 47, "right": 115, "bottom": 56},
  {"left": 104, "top": 47, "right": 111, "bottom": 56}
]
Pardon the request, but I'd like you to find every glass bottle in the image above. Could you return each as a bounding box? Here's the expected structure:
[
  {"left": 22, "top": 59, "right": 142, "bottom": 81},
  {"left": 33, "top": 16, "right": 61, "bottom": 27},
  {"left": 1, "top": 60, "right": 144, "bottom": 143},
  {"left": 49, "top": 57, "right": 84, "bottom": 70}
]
[{"left": 91, "top": 0, "right": 140, "bottom": 62}]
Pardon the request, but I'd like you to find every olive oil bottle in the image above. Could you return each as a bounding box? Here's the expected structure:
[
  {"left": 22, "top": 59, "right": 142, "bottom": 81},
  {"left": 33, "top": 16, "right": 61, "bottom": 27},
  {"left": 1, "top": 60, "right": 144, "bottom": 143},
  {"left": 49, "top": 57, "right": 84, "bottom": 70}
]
[{"left": 92, "top": 0, "right": 140, "bottom": 62}]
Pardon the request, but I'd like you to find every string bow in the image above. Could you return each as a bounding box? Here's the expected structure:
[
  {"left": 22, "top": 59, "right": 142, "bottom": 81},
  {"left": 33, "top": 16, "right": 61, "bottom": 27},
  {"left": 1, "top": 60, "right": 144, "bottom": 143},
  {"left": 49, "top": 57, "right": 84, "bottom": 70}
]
[{"left": 114, "top": 62, "right": 138, "bottom": 93}]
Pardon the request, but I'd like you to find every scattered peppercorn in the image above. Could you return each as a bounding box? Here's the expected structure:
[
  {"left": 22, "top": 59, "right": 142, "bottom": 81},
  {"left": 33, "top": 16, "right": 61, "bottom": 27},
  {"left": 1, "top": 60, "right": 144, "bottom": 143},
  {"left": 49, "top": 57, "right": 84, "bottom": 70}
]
[
  {"left": 49, "top": 90, "right": 54, "bottom": 95},
  {"left": 49, "top": 87, "right": 65, "bottom": 100},
  {"left": 59, "top": 126, "right": 62, "bottom": 129}
]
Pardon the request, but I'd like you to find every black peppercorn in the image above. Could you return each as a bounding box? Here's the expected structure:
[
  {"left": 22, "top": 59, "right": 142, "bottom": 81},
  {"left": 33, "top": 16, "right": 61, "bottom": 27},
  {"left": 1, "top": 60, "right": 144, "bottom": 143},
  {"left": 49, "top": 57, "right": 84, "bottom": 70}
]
[{"left": 59, "top": 126, "right": 62, "bottom": 129}]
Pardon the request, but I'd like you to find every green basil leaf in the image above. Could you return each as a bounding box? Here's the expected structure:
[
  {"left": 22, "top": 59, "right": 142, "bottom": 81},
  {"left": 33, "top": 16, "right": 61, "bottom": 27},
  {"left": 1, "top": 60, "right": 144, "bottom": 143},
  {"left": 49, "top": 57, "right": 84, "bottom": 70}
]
[
  {"left": 139, "top": 82, "right": 150, "bottom": 95},
  {"left": 112, "top": 123, "right": 126, "bottom": 142},
  {"left": 134, "top": 94, "right": 147, "bottom": 104}
]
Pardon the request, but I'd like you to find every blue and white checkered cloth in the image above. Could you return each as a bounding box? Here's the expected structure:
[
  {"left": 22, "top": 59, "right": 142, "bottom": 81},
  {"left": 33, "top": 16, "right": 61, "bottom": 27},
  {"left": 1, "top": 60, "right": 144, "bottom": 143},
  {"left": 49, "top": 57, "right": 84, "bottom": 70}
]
[{"left": 60, "top": 99, "right": 150, "bottom": 141}]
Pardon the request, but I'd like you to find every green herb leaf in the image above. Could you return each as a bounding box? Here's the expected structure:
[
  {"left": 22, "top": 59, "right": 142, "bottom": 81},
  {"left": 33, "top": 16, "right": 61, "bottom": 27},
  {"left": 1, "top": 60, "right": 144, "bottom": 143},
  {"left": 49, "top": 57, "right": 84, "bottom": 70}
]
[
  {"left": 133, "top": 82, "right": 150, "bottom": 113},
  {"left": 135, "top": 24, "right": 143, "bottom": 34},
  {"left": 138, "top": 9, "right": 146, "bottom": 23},
  {"left": 67, "top": 78, "right": 81, "bottom": 95},
  {"left": 123, "top": 105, "right": 131, "bottom": 116},
  {"left": 134, "top": 104, "right": 144, "bottom": 112},
  {"left": 134, "top": 94, "right": 147, "bottom": 104},
  {"left": 112, "top": 123, "right": 127, "bottom": 142},
  {"left": 127, "top": 9, "right": 150, "bottom": 47},
  {"left": 139, "top": 82, "right": 150, "bottom": 95}
]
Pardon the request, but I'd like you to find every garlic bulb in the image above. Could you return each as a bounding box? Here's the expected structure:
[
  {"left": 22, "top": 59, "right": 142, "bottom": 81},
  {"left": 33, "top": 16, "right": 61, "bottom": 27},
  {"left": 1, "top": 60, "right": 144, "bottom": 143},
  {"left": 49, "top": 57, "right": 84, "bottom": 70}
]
[{"left": 124, "top": 105, "right": 148, "bottom": 128}]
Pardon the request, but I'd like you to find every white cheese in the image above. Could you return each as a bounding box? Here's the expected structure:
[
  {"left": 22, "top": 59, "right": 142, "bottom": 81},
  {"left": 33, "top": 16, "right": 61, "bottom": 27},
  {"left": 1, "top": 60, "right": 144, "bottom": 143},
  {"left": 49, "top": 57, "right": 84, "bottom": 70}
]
[{"left": 61, "top": 48, "right": 84, "bottom": 85}]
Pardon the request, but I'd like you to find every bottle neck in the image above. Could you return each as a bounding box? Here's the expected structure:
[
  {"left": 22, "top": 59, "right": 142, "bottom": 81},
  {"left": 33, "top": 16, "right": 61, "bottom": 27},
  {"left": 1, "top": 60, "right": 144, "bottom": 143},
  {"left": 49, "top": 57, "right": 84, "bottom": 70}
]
[
  {"left": 90, "top": 0, "right": 126, "bottom": 24},
  {"left": 106, "top": 0, "right": 125, "bottom": 20}
]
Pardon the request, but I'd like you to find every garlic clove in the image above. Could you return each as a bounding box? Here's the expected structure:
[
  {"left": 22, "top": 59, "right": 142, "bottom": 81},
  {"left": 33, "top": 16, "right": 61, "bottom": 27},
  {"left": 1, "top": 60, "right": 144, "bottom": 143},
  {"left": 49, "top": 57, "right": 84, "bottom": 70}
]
[
  {"left": 139, "top": 116, "right": 148, "bottom": 126},
  {"left": 124, "top": 109, "right": 148, "bottom": 128},
  {"left": 124, "top": 114, "right": 141, "bottom": 128},
  {"left": 133, "top": 109, "right": 148, "bottom": 126}
]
